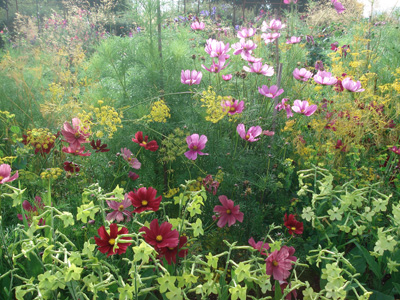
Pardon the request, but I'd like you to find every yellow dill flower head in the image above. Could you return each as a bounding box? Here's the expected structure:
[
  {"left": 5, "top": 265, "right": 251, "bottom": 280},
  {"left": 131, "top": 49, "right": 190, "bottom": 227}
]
[
  {"left": 147, "top": 99, "right": 171, "bottom": 123},
  {"left": 163, "top": 188, "right": 180, "bottom": 198},
  {"left": 199, "top": 86, "right": 228, "bottom": 123}
]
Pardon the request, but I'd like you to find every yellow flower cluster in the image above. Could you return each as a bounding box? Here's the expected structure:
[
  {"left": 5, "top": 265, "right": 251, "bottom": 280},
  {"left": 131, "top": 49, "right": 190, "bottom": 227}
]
[
  {"left": 163, "top": 187, "right": 180, "bottom": 198},
  {"left": 40, "top": 168, "right": 63, "bottom": 180},
  {"left": 199, "top": 87, "right": 228, "bottom": 123},
  {"left": 159, "top": 127, "right": 190, "bottom": 163},
  {"left": 0, "top": 110, "right": 15, "bottom": 121},
  {"left": 147, "top": 99, "right": 171, "bottom": 123},
  {"left": 392, "top": 68, "right": 400, "bottom": 94},
  {"left": 48, "top": 82, "right": 65, "bottom": 102},
  {"left": 0, "top": 156, "right": 17, "bottom": 165},
  {"left": 24, "top": 128, "right": 57, "bottom": 151}
]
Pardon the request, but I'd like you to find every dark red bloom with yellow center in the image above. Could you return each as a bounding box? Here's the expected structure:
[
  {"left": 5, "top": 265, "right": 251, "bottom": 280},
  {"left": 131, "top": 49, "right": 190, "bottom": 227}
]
[
  {"left": 139, "top": 219, "right": 179, "bottom": 249},
  {"left": 94, "top": 223, "right": 132, "bottom": 257},
  {"left": 90, "top": 139, "right": 110, "bottom": 153},
  {"left": 127, "top": 187, "right": 162, "bottom": 213},
  {"left": 283, "top": 213, "right": 304, "bottom": 235},
  {"left": 159, "top": 235, "right": 188, "bottom": 265},
  {"left": 132, "top": 131, "right": 159, "bottom": 152},
  {"left": 63, "top": 161, "right": 80, "bottom": 173}
]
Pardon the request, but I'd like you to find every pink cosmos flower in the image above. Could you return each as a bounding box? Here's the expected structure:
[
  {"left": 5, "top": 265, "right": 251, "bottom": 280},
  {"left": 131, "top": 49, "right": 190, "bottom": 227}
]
[
  {"left": 120, "top": 148, "right": 141, "bottom": 169},
  {"left": 263, "top": 130, "right": 275, "bottom": 136},
  {"left": 265, "top": 246, "right": 297, "bottom": 281},
  {"left": 261, "top": 32, "right": 280, "bottom": 44},
  {"left": 283, "top": 0, "right": 298, "bottom": 3},
  {"left": 315, "top": 60, "right": 324, "bottom": 71},
  {"left": 243, "top": 61, "right": 274, "bottom": 76},
  {"left": 222, "top": 74, "right": 233, "bottom": 81},
  {"left": 258, "top": 85, "right": 284, "bottom": 98},
  {"left": 184, "top": 134, "right": 208, "bottom": 160},
  {"left": 292, "top": 100, "right": 317, "bottom": 116},
  {"left": 313, "top": 71, "right": 338, "bottom": 85},
  {"left": 275, "top": 98, "right": 293, "bottom": 118},
  {"left": 342, "top": 77, "right": 365, "bottom": 92},
  {"left": 202, "top": 59, "right": 229, "bottom": 73},
  {"left": 181, "top": 70, "right": 203, "bottom": 85},
  {"left": 205, "top": 38, "right": 230, "bottom": 62},
  {"left": 261, "top": 19, "right": 285, "bottom": 31},
  {"left": 292, "top": 68, "right": 313, "bottom": 82},
  {"left": 232, "top": 39, "right": 257, "bottom": 58},
  {"left": 237, "top": 27, "right": 257, "bottom": 39},
  {"left": 248, "top": 237, "right": 269, "bottom": 255},
  {"left": 213, "top": 195, "right": 244, "bottom": 228},
  {"left": 286, "top": 36, "right": 301, "bottom": 44},
  {"left": 222, "top": 98, "right": 244, "bottom": 115},
  {"left": 191, "top": 21, "right": 205, "bottom": 30},
  {"left": 243, "top": 55, "right": 262, "bottom": 63},
  {"left": 106, "top": 194, "right": 133, "bottom": 222},
  {"left": 62, "top": 145, "right": 92, "bottom": 156},
  {"left": 61, "top": 118, "right": 90, "bottom": 150},
  {"left": 0, "top": 164, "right": 19, "bottom": 184},
  {"left": 332, "top": 0, "right": 346, "bottom": 14},
  {"left": 237, "top": 124, "right": 262, "bottom": 142}
]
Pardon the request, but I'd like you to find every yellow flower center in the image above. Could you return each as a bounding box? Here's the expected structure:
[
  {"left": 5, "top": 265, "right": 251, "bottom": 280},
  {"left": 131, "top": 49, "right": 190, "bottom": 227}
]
[
  {"left": 230, "top": 107, "right": 235, "bottom": 112},
  {"left": 142, "top": 141, "right": 147, "bottom": 145},
  {"left": 74, "top": 132, "right": 80, "bottom": 138},
  {"left": 34, "top": 211, "right": 39, "bottom": 216},
  {"left": 272, "top": 260, "right": 278, "bottom": 267},
  {"left": 0, "top": 176, "right": 3, "bottom": 180},
  {"left": 226, "top": 209, "right": 231, "bottom": 214},
  {"left": 109, "top": 239, "right": 116, "bottom": 245},
  {"left": 245, "top": 134, "right": 250, "bottom": 139},
  {"left": 142, "top": 200, "right": 148, "bottom": 206},
  {"left": 193, "top": 145, "right": 198, "bottom": 150},
  {"left": 291, "top": 227, "right": 296, "bottom": 231},
  {"left": 128, "top": 157, "right": 132, "bottom": 161},
  {"left": 168, "top": 247, "right": 175, "bottom": 250},
  {"left": 156, "top": 235, "right": 163, "bottom": 242},
  {"left": 118, "top": 205, "right": 125, "bottom": 211}
]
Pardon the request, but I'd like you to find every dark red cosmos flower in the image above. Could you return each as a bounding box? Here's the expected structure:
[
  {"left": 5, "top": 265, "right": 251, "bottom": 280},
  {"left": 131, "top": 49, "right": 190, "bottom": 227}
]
[
  {"left": 63, "top": 161, "right": 80, "bottom": 173},
  {"left": 132, "top": 131, "right": 159, "bottom": 152},
  {"left": 94, "top": 223, "right": 132, "bottom": 257},
  {"left": 283, "top": 213, "right": 304, "bottom": 235},
  {"left": 159, "top": 235, "right": 188, "bottom": 265},
  {"left": 90, "top": 139, "right": 110, "bottom": 153},
  {"left": 128, "top": 171, "right": 139, "bottom": 181},
  {"left": 139, "top": 219, "right": 179, "bottom": 249},
  {"left": 127, "top": 187, "right": 162, "bottom": 213}
]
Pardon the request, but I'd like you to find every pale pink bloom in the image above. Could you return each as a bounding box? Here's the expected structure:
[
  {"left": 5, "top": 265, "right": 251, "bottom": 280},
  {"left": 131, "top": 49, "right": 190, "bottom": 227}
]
[
  {"left": 205, "top": 38, "right": 231, "bottom": 62},
  {"left": 213, "top": 195, "right": 244, "bottom": 228},
  {"left": 283, "top": 0, "right": 298, "bottom": 3},
  {"left": 120, "top": 148, "right": 141, "bottom": 169},
  {"left": 292, "top": 100, "right": 317, "bottom": 116},
  {"left": 181, "top": 70, "right": 202, "bottom": 85},
  {"left": 242, "top": 55, "right": 262, "bottom": 63},
  {"left": 258, "top": 85, "right": 284, "bottom": 98},
  {"left": 263, "top": 130, "right": 275, "bottom": 136},
  {"left": 61, "top": 118, "right": 90, "bottom": 149},
  {"left": 313, "top": 71, "right": 338, "bottom": 85},
  {"left": 293, "top": 68, "right": 313, "bottom": 82},
  {"left": 237, "top": 27, "right": 256, "bottom": 39},
  {"left": 232, "top": 38, "right": 257, "bottom": 58},
  {"left": 261, "top": 32, "right": 280, "bottom": 44},
  {"left": 106, "top": 194, "right": 132, "bottom": 222},
  {"left": 202, "top": 59, "right": 229, "bottom": 73},
  {"left": 184, "top": 134, "right": 208, "bottom": 160},
  {"left": 243, "top": 61, "right": 274, "bottom": 76},
  {"left": 249, "top": 237, "right": 270, "bottom": 255},
  {"left": 191, "top": 21, "right": 205, "bottom": 30},
  {"left": 286, "top": 36, "right": 301, "bottom": 44},
  {"left": 275, "top": 98, "right": 293, "bottom": 118},
  {"left": 222, "top": 98, "right": 244, "bottom": 115},
  {"left": 265, "top": 245, "right": 297, "bottom": 281},
  {"left": 0, "top": 164, "right": 19, "bottom": 184},
  {"left": 342, "top": 77, "right": 365, "bottom": 92},
  {"left": 261, "top": 19, "right": 285, "bottom": 31},
  {"left": 332, "top": 0, "right": 346, "bottom": 14},
  {"left": 222, "top": 74, "right": 233, "bottom": 81},
  {"left": 237, "top": 124, "right": 262, "bottom": 142}
]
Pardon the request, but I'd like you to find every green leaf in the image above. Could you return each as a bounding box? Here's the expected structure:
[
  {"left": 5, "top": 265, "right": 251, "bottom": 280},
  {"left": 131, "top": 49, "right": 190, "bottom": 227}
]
[
  {"left": 274, "top": 280, "right": 283, "bottom": 300},
  {"left": 10, "top": 125, "right": 21, "bottom": 134},
  {"left": 355, "top": 243, "right": 382, "bottom": 281}
]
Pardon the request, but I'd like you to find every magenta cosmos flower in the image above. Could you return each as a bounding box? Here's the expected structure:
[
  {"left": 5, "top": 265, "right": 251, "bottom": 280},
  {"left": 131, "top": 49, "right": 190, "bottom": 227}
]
[
  {"left": 258, "top": 85, "right": 284, "bottom": 98},
  {"left": 127, "top": 186, "right": 162, "bottom": 213},
  {"left": 261, "top": 19, "right": 285, "bottom": 31},
  {"left": 261, "top": 32, "right": 280, "bottom": 44},
  {"left": 184, "top": 134, "right": 208, "bottom": 160},
  {"left": 286, "top": 36, "right": 301, "bottom": 44},
  {"left": 191, "top": 21, "right": 205, "bottom": 30},
  {"left": 248, "top": 237, "right": 269, "bottom": 255},
  {"left": 237, "top": 124, "right": 262, "bottom": 142},
  {"left": 283, "top": 0, "right": 298, "bottom": 3},
  {"left": 314, "top": 71, "right": 337, "bottom": 85},
  {"left": 0, "top": 164, "right": 19, "bottom": 184},
  {"left": 222, "top": 98, "right": 244, "bottom": 115},
  {"left": 181, "top": 70, "right": 203, "bottom": 86},
  {"left": 61, "top": 117, "right": 90, "bottom": 150},
  {"left": 17, "top": 196, "right": 45, "bottom": 226},
  {"left": 120, "top": 148, "right": 141, "bottom": 169},
  {"left": 293, "top": 68, "right": 313, "bottom": 82},
  {"left": 275, "top": 98, "right": 293, "bottom": 118},
  {"left": 94, "top": 223, "right": 132, "bottom": 257},
  {"left": 332, "top": 0, "right": 346, "bottom": 14},
  {"left": 205, "top": 38, "right": 230, "bottom": 62},
  {"left": 237, "top": 27, "right": 256, "bottom": 39},
  {"left": 243, "top": 61, "right": 274, "bottom": 76},
  {"left": 202, "top": 59, "right": 229, "bottom": 74},
  {"left": 213, "top": 195, "right": 244, "bottom": 228},
  {"left": 106, "top": 194, "right": 133, "bottom": 222},
  {"left": 232, "top": 39, "right": 257, "bottom": 58},
  {"left": 265, "top": 246, "right": 297, "bottom": 281},
  {"left": 62, "top": 145, "right": 91, "bottom": 156},
  {"left": 222, "top": 74, "right": 232, "bottom": 81},
  {"left": 292, "top": 100, "right": 317, "bottom": 116},
  {"left": 139, "top": 219, "right": 179, "bottom": 249},
  {"left": 342, "top": 77, "right": 365, "bottom": 92}
]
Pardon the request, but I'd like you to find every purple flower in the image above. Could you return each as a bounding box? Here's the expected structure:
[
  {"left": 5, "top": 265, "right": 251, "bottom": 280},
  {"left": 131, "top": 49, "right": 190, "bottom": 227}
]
[
  {"left": 184, "top": 134, "right": 208, "bottom": 160},
  {"left": 293, "top": 68, "right": 313, "bottom": 82},
  {"left": 342, "top": 77, "right": 365, "bottom": 92},
  {"left": 286, "top": 36, "right": 301, "bottom": 44},
  {"left": 243, "top": 61, "right": 274, "bottom": 76},
  {"left": 181, "top": 70, "right": 202, "bottom": 85},
  {"left": 258, "top": 85, "right": 284, "bottom": 98},
  {"left": 237, "top": 124, "right": 262, "bottom": 142},
  {"left": 121, "top": 148, "right": 141, "bottom": 169},
  {"left": 313, "top": 71, "right": 337, "bottom": 85},
  {"left": 292, "top": 100, "right": 317, "bottom": 116},
  {"left": 17, "top": 196, "right": 45, "bottom": 226},
  {"left": 106, "top": 194, "right": 133, "bottom": 222}
]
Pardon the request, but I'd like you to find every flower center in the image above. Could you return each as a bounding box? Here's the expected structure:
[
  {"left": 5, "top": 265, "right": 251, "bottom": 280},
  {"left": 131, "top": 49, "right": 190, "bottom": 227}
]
[
  {"left": 193, "top": 145, "right": 198, "bottom": 150},
  {"left": 168, "top": 247, "right": 175, "bottom": 250},
  {"left": 128, "top": 157, "right": 132, "bottom": 161},
  {"left": 109, "top": 239, "right": 116, "bottom": 245},
  {"left": 34, "top": 211, "right": 39, "bottom": 216},
  {"left": 226, "top": 209, "right": 231, "bottom": 214},
  {"left": 156, "top": 235, "right": 163, "bottom": 242},
  {"left": 245, "top": 134, "right": 250, "bottom": 140},
  {"left": 141, "top": 200, "right": 148, "bottom": 206},
  {"left": 74, "top": 132, "right": 80, "bottom": 138},
  {"left": 272, "top": 260, "right": 279, "bottom": 267},
  {"left": 142, "top": 141, "right": 147, "bottom": 145},
  {"left": 0, "top": 176, "right": 4, "bottom": 180},
  {"left": 291, "top": 226, "right": 296, "bottom": 231},
  {"left": 118, "top": 205, "right": 125, "bottom": 211},
  {"left": 230, "top": 107, "right": 235, "bottom": 112}
]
